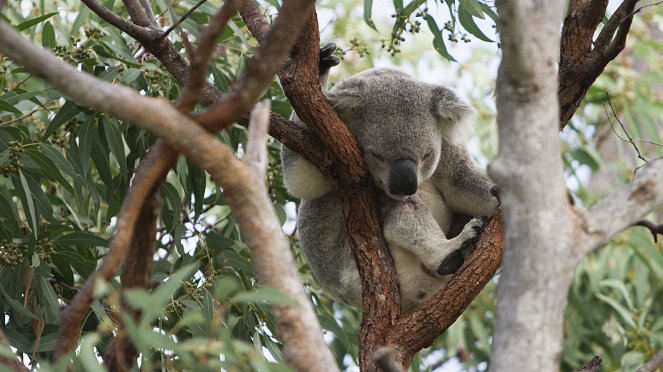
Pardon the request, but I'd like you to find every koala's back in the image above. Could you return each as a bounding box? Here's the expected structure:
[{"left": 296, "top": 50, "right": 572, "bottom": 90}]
[{"left": 297, "top": 194, "right": 361, "bottom": 305}]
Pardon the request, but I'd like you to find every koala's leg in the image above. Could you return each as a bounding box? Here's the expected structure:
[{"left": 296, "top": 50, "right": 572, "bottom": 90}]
[
  {"left": 381, "top": 194, "right": 488, "bottom": 276},
  {"left": 434, "top": 140, "right": 498, "bottom": 217},
  {"left": 297, "top": 194, "right": 362, "bottom": 306}
]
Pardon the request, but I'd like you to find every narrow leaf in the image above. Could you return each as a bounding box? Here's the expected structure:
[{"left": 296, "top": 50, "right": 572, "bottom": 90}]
[
  {"left": 43, "top": 100, "right": 79, "bottom": 140},
  {"left": 0, "top": 98, "right": 22, "bottom": 115},
  {"left": 18, "top": 170, "right": 38, "bottom": 239},
  {"left": 55, "top": 231, "right": 108, "bottom": 247},
  {"left": 42, "top": 21, "right": 56, "bottom": 49},
  {"left": 16, "top": 12, "right": 58, "bottom": 31},
  {"left": 425, "top": 15, "right": 456, "bottom": 62},
  {"left": 25, "top": 148, "right": 75, "bottom": 194},
  {"left": 363, "top": 0, "right": 378, "bottom": 31}
]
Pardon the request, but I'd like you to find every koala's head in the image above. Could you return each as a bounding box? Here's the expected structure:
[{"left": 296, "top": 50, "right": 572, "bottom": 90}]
[{"left": 327, "top": 68, "right": 475, "bottom": 199}]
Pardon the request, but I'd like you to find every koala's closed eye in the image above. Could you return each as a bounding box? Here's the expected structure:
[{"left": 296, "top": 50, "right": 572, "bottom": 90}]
[
  {"left": 369, "top": 150, "right": 385, "bottom": 161},
  {"left": 422, "top": 150, "right": 433, "bottom": 161}
]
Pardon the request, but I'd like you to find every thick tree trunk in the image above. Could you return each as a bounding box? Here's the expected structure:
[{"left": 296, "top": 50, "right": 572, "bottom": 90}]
[{"left": 488, "top": 1, "right": 573, "bottom": 371}]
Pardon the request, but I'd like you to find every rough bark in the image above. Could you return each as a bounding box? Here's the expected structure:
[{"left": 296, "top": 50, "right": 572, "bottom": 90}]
[
  {"left": 104, "top": 194, "right": 160, "bottom": 370},
  {"left": 489, "top": 1, "right": 572, "bottom": 371}
]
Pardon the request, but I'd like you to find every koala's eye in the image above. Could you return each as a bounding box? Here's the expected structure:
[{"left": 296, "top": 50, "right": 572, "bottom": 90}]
[
  {"left": 369, "top": 150, "right": 385, "bottom": 161},
  {"left": 422, "top": 150, "right": 433, "bottom": 161}
]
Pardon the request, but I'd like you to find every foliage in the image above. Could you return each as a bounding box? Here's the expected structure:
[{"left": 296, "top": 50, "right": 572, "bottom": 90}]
[{"left": 0, "top": 0, "right": 661, "bottom": 371}]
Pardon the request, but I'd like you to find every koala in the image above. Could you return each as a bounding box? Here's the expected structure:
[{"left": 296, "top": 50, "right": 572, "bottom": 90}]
[{"left": 282, "top": 50, "right": 497, "bottom": 313}]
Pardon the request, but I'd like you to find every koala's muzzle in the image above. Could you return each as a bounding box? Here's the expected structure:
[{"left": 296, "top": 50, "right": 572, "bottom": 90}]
[{"left": 389, "top": 158, "right": 418, "bottom": 196}]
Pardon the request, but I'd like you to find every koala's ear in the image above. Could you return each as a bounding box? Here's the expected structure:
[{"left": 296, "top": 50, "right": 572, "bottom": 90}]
[
  {"left": 432, "top": 87, "right": 476, "bottom": 142},
  {"left": 326, "top": 79, "right": 366, "bottom": 118},
  {"left": 432, "top": 87, "right": 476, "bottom": 123}
]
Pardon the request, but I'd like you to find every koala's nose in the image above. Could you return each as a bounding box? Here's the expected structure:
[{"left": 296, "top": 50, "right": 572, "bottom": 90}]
[{"left": 389, "top": 158, "right": 418, "bottom": 196}]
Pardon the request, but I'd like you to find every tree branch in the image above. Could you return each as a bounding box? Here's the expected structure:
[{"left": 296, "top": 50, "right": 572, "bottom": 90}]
[
  {"left": 633, "top": 220, "right": 663, "bottom": 242},
  {"left": 176, "top": 0, "right": 244, "bottom": 112},
  {"left": 104, "top": 194, "right": 160, "bottom": 370},
  {"left": 122, "top": 0, "right": 152, "bottom": 27},
  {"left": 80, "top": 0, "right": 161, "bottom": 41},
  {"left": 0, "top": 328, "right": 29, "bottom": 372},
  {"left": 0, "top": 19, "right": 336, "bottom": 370},
  {"left": 161, "top": 0, "right": 209, "bottom": 39},
  {"left": 580, "top": 160, "right": 663, "bottom": 256},
  {"left": 137, "top": 0, "right": 158, "bottom": 28},
  {"left": 638, "top": 348, "right": 663, "bottom": 372},
  {"left": 245, "top": 100, "right": 271, "bottom": 177},
  {"left": 489, "top": 2, "right": 571, "bottom": 371},
  {"left": 558, "top": 0, "right": 639, "bottom": 125}
]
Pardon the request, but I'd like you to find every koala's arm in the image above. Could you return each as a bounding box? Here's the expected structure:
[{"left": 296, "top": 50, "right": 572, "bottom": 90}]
[
  {"left": 434, "top": 140, "right": 497, "bottom": 216},
  {"left": 280, "top": 44, "right": 340, "bottom": 200}
]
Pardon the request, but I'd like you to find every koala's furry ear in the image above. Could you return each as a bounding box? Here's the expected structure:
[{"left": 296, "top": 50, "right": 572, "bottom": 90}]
[
  {"left": 432, "top": 86, "right": 476, "bottom": 142},
  {"left": 326, "top": 79, "right": 366, "bottom": 118}
]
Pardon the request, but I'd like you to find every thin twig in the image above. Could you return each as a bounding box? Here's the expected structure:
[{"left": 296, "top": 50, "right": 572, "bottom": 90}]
[
  {"left": 161, "top": 0, "right": 208, "bottom": 39},
  {"left": 602, "top": 92, "right": 656, "bottom": 177},
  {"left": 625, "top": 0, "right": 663, "bottom": 20},
  {"left": 634, "top": 219, "right": 663, "bottom": 242},
  {"left": 638, "top": 348, "right": 663, "bottom": 372},
  {"left": 176, "top": 0, "right": 244, "bottom": 112},
  {"left": 122, "top": 0, "right": 152, "bottom": 27},
  {"left": 0, "top": 105, "right": 60, "bottom": 126},
  {"left": 80, "top": 0, "right": 160, "bottom": 40},
  {"left": 604, "top": 92, "right": 647, "bottom": 163}
]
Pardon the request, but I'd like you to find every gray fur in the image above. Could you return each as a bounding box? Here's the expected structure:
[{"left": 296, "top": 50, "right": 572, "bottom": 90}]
[{"left": 282, "top": 68, "right": 497, "bottom": 313}]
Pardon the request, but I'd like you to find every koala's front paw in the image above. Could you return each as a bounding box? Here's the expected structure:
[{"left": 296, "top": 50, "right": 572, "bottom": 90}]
[
  {"left": 319, "top": 43, "right": 340, "bottom": 75},
  {"left": 436, "top": 216, "right": 488, "bottom": 276}
]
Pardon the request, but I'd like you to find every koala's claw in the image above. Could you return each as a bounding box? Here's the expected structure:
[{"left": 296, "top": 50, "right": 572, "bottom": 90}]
[
  {"left": 437, "top": 250, "right": 464, "bottom": 275},
  {"left": 319, "top": 43, "right": 341, "bottom": 74}
]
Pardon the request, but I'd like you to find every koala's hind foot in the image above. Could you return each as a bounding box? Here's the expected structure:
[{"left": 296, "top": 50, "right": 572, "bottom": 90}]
[{"left": 437, "top": 216, "right": 488, "bottom": 275}]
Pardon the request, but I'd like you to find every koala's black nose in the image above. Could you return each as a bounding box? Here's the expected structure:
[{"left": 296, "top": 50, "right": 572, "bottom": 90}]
[{"left": 389, "top": 158, "right": 418, "bottom": 196}]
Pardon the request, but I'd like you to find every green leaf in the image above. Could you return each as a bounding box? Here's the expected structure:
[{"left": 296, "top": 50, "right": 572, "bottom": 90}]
[
  {"left": 596, "top": 293, "right": 636, "bottom": 329},
  {"left": 102, "top": 117, "right": 127, "bottom": 177},
  {"left": 478, "top": 2, "right": 498, "bottom": 23},
  {"left": 42, "top": 21, "right": 56, "bottom": 49},
  {"left": 43, "top": 100, "right": 80, "bottom": 140},
  {"left": 459, "top": 0, "right": 485, "bottom": 19},
  {"left": 25, "top": 148, "right": 75, "bottom": 194},
  {"left": 18, "top": 170, "right": 38, "bottom": 239},
  {"left": 231, "top": 287, "right": 299, "bottom": 307},
  {"left": 0, "top": 282, "right": 38, "bottom": 320},
  {"left": 78, "top": 116, "right": 95, "bottom": 173},
  {"left": 79, "top": 334, "right": 104, "bottom": 372},
  {"left": 570, "top": 147, "right": 601, "bottom": 171},
  {"left": 363, "top": 0, "right": 377, "bottom": 31},
  {"left": 40, "top": 277, "right": 60, "bottom": 317},
  {"left": 16, "top": 12, "right": 58, "bottom": 31},
  {"left": 425, "top": 14, "right": 456, "bottom": 62},
  {"left": 458, "top": 5, "right": 493, "bottom": 42},
  {"left": 599, "top": 279, "right": 635, "bottom": 311},
  {"left": 55, "top": 231, "right": 108, "bottom": 247},
  {"left": 0, "top": 98, "right": 22, "bottom": 115}
]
